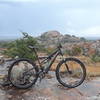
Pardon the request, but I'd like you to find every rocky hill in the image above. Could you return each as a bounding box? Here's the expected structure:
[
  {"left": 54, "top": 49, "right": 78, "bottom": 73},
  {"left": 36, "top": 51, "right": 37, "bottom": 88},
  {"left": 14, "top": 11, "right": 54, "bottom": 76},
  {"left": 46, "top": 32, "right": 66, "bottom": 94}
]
[
  {"left": 37, "top": 30, "right": 85, "bottom": 48},
  {"left": 36, "top": 30, "right": 100, "bottom": 57}
]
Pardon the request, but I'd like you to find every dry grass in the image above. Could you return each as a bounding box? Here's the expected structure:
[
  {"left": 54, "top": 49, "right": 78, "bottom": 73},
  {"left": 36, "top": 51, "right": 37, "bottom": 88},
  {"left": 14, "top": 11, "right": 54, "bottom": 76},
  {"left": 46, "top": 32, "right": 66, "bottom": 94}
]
[
  {"left": 86, "top": 66, "right": 100, "bottom": 78},
  {"left": 77, "top": 56, "right": 100, "bottom": 78},
  {"left": 50, "top": 56, "right": 100, "bottom": 79}
]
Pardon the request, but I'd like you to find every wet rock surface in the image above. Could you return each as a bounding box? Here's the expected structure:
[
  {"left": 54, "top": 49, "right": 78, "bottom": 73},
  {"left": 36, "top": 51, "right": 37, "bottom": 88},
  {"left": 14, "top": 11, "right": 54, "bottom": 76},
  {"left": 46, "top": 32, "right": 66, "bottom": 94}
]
[
  {"left": 0, "top": 62, "right": 100, "bottom": 100},
  {"left": 0, "top": 72, "right": 100, "bottom": 100}
]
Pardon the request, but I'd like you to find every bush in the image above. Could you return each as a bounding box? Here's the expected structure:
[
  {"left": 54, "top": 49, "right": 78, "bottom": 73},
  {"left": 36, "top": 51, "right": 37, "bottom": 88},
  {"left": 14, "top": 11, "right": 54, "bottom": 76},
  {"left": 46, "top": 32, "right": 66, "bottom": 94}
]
[
  {"left": 91, "top": 54, "right": 100, "bottom": 62},
  {"left": 64, "top": 50, "right": 71, "bottom": 56},
  {"left": 67, "top": 47, "right": 82, "bottom": 56},
  {"left": 72, "top": 47, "right": 82, "bottom": 56},
  {"left": 4, "top": 32, "right": 38, "bottom": 60},
  {"left": 45, "top": 47, "right": 55, "bottom": 55}
]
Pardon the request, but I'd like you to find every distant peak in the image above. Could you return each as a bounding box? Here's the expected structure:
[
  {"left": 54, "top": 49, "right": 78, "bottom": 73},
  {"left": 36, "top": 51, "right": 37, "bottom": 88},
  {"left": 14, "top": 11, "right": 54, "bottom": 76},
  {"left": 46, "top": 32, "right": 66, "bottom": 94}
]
[{"left": 41, "top": 30, "right": 61, "bottom": 38}]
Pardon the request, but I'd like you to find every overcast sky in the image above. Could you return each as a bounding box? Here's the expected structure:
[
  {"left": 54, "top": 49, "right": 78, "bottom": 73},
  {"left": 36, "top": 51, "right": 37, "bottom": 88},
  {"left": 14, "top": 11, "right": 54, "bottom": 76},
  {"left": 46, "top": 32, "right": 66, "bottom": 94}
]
[{"left": 0, "top": 0, "right": 100, "bottom": 39}]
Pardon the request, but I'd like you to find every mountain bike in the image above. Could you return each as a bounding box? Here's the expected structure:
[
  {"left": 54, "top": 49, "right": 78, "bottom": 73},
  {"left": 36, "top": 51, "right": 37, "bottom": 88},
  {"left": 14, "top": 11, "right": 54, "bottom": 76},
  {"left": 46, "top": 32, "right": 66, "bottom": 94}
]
[{"left": 8, "top": 43, "right": 86, "bottom": 89}]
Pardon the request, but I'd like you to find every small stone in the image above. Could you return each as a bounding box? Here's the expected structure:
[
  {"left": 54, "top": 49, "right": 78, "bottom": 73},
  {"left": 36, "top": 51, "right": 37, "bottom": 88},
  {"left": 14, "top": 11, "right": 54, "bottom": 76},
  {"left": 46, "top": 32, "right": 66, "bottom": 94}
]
[{"left": 7, "top": 94, "right": 12, "bottom": 99}]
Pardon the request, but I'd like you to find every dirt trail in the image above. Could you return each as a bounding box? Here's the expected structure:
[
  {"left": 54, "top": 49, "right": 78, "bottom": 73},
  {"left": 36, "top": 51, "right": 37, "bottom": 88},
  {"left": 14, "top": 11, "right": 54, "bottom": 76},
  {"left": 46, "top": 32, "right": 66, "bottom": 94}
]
[{"left": 0, "top": 71, "right": 100, "bottom": 100}]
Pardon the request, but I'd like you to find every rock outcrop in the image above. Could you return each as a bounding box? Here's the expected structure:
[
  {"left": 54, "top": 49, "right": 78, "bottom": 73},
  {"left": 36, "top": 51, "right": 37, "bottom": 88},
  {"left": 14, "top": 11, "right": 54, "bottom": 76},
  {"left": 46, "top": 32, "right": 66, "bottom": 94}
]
[{"left": 37, "top": 30, "right": 85, "bottom": 48}]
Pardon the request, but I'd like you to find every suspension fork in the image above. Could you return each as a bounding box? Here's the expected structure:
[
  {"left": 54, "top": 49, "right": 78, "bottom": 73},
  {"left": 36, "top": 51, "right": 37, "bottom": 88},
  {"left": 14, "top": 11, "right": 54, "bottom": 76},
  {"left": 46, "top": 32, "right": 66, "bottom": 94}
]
[
  {"left": 64, "top": 62, "right": 71, "bottom": 73},
  {"left": 59, "top": 50, "right": 71, "bottom": 73}
]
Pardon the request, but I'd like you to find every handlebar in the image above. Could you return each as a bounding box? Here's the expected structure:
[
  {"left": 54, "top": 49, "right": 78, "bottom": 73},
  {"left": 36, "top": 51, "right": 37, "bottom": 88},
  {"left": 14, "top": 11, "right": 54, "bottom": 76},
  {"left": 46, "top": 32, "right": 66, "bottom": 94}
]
[{"left": 57, "top": 43, "right": 62, "bottom": 49}]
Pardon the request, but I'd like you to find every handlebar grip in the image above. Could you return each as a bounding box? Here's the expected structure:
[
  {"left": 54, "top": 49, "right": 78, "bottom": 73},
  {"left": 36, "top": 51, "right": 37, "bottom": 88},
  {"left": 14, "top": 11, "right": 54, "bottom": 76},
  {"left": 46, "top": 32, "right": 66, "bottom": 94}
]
[{"left": 58, "top": 43, "right": 62, "bottom": 48}]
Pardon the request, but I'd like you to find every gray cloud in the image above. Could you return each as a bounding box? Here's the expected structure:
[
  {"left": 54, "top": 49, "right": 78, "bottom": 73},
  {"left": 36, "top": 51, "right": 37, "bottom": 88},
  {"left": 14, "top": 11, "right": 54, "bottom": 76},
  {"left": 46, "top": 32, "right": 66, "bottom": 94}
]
[{"left": 0, "top": 0, "right": 100, "bottom": 39}]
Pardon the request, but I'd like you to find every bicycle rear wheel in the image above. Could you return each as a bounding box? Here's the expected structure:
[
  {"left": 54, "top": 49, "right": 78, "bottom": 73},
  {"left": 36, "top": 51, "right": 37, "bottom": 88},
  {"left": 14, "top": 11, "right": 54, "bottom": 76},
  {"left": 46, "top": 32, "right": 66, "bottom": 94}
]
[
  {"left": 8, "top": 58, "right": 39, "bottom": 89},
  {"left": 56, "top": 57, "right": 86, "bottom": 88}
]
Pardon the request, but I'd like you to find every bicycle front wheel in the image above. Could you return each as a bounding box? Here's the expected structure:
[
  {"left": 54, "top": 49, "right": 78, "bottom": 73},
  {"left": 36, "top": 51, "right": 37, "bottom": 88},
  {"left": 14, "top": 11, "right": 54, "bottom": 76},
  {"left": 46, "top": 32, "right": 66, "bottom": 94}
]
[
  {"left": 8, "top": 58, "right": 39, "bottom": 89},
  {"left": 56, "top": 57, "right": 86, "bottom": 88}
]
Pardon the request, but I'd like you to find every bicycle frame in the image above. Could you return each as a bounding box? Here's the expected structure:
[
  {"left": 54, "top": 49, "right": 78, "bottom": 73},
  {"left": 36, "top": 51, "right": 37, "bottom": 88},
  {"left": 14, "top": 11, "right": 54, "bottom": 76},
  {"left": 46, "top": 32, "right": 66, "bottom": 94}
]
[
  {"left": 34, "top": 47, "right": 63, "bottom": 74},
  {"left": 8, "top": 43, "right": 86, "bottom": 89}
]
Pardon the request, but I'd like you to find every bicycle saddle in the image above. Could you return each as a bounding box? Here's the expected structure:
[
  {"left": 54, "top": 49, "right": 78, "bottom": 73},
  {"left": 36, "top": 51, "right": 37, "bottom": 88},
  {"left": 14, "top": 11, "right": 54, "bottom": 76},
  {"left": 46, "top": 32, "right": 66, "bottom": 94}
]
[{"left": 28, "top": 45, "right": 39, "bottom": 49}]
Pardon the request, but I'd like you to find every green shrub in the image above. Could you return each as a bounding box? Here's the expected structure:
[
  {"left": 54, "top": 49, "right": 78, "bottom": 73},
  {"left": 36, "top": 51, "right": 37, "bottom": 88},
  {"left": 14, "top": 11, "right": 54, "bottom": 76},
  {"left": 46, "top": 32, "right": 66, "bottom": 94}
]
[
  {"left": 4, "top": 32, "right": 38, "bottom": 60},
  {"left": 64, "top": 50, "right": 71, "bottom": 56},
  {"left": 45, "top": 47, "right": 55, "bottom": 55},
  {"left": 72, "top": 47, "right": 82, "bottom": 56},
  {"left": 91, "top": 55, "right": 100, "bottom": 62},
  {"left": 66, "top": 47, "right": 82, "bottom": 56}
]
